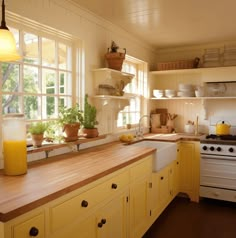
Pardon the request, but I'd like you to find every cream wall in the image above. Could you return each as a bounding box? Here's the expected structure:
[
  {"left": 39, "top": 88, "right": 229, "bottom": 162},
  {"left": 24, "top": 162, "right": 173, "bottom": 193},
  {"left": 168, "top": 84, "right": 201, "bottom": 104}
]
[
  {"left": 0, "top": 0, "right": 157, "bottom": 169},
  {"left": 5, "top": 0, "right": 236, "bottom": 135},
  {"left": 7, "top": 0, "right": 157, "bottom": 95}
]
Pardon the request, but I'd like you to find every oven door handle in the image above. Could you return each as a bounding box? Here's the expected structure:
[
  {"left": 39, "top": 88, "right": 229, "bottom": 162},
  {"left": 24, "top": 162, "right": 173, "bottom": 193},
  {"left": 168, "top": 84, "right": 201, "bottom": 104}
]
[{"left": 201, "top": 154, "right": 236, "bottom": 161}]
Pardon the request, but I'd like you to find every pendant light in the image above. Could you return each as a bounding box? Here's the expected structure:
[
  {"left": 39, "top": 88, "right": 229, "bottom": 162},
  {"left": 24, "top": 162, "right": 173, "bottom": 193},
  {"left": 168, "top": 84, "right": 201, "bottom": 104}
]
[{"left": 0, "top": 0, "right": 20, "bottom": 61}]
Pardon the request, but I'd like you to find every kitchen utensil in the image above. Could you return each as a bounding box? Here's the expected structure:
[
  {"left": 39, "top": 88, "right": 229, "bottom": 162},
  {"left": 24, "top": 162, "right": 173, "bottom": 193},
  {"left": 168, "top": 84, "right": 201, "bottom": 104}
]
[{"left": 215, "top": 121, "right": 231, "bottom": 135}]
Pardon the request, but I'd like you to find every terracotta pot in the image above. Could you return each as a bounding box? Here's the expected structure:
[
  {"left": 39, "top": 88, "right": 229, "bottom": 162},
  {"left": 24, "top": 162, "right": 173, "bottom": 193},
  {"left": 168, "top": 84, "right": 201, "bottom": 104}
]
[
  {"left": 105, "top": 52, "right": 126, "bottom": 71},
  {"left": 31, "top": 134, "right": 44, "bottom": 147},
  {"left": 63, "top": 123, "right": 80, "bottom": 141},
  {"left": 83, "top": 128, "right": 99, "bottom": 138}
]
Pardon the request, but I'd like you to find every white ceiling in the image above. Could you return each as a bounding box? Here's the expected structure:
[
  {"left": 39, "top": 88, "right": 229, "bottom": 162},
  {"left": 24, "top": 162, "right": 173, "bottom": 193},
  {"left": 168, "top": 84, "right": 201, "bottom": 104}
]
[{"left": 71, "top": 0, "right": 236, "bottom": 49}]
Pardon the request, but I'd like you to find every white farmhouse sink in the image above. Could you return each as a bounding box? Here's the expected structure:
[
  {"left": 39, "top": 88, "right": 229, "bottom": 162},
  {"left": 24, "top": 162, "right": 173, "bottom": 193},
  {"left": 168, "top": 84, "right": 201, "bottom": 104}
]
[{"left": 130, "top": 141, "right": 177, "bottom": 172}]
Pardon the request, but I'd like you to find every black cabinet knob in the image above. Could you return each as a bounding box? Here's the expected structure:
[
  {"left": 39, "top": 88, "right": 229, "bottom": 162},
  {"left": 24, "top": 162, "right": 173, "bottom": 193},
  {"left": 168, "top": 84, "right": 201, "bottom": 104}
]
[
  {"left": 216, "top": 147, "right": 222, "bottom": 152},
  {"left": 229, "top": 147, "right": 234, "bottom": 153},
  {"left": 81, "top": 200, "right": 88, "bottom": 207},
  {"left": 29, "top": 227, "right": 39, "bottom": 237},
  {"left": 111, "top": 183, "right": 118, "bottom": 189},
  {"left": 101, "top": 218, "right": 106, "bottom": 224},
  {"left": 98, "top": 222, "right": 103, "bottom": 228},
  {"left": 160, "top": 176, "right": 164, "bottom": 180}
]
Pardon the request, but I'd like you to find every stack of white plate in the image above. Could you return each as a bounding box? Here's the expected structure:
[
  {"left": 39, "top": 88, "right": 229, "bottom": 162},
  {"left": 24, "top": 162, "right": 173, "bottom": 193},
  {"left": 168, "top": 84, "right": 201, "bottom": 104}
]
[
  {"left": 153, "top": 89, "right": 164, "bottom": 98},
  {"left": 165, "top": 89, "right": 176, "bottom": 98},
  {"left": 177, "top": 84, "right": 195, "bottom": 97}
]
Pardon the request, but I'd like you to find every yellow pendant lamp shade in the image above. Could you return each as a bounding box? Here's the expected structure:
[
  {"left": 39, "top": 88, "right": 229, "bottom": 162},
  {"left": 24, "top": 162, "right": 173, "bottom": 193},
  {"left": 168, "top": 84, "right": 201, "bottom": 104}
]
[
  {"left": 0, "top": 29, "right": 20, "bottom": 61},
  {"left": 0, "top": 0, "right": 21, "bottom": 62}
]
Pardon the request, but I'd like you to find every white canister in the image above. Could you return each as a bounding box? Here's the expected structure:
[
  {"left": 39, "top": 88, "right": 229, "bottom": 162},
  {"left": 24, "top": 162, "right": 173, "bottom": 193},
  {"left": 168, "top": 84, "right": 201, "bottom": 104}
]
[{"left": 184, "top": 124, "right": 195, "bottom": 134}]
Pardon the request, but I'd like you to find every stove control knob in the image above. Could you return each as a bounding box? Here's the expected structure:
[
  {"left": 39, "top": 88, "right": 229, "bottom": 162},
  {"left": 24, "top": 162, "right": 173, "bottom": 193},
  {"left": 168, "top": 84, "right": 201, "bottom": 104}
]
[
  {"left": 216, "top": 147, "right": 221, "bottom": 152},
  {"left": 210, "top": 146, "right": 215, "bottom": 151},
  {"left": 202, "top": 146, "right": 207, "bottom": 150},
  {"left": 229, "top": 147, "right": 234, "bottom": 153}
]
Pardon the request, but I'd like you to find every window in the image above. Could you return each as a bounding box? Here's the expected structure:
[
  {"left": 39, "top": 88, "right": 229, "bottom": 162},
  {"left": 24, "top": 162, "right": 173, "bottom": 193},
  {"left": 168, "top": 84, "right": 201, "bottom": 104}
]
[
  {"left": 1, "top": 25, "right": 82, "bottom": 123},
  {"left": 117, "top": 56, "right": 148, "bottom": 128}
]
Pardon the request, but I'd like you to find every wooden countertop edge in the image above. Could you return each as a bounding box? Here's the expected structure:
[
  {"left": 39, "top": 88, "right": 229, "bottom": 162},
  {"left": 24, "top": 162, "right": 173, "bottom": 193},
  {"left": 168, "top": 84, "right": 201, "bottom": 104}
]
[
  {"left": 0, "top": 147, "right": 154, "bottom": 222},
  {"left": 0, "top": 133, "right": 203, "bottom": 222}
]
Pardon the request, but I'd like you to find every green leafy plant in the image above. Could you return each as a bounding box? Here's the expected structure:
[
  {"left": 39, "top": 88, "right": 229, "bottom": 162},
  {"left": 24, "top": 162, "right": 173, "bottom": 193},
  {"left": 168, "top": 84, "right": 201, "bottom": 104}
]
[
  {"left": 28, "top": 122, "right": 48, "bottom": 135},
  {"left": 58, "top": 104, "right": 83, "bottom": 125},
  {"left": 83, "top": 94, "right": 98, "bottom": 129}
]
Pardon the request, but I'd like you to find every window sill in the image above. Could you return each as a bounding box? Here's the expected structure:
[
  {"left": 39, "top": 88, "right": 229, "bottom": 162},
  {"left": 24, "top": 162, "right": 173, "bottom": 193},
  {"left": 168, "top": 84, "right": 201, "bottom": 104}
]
[{"left": 27, "top": 135, "right": 107, "bottom": 157}]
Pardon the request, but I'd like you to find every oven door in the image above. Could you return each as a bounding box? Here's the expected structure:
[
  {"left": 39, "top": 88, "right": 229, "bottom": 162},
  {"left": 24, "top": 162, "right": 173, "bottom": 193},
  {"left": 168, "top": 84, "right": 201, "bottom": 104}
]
[{"left": 200, "top": 154, "right": 236, "bottom": 190}]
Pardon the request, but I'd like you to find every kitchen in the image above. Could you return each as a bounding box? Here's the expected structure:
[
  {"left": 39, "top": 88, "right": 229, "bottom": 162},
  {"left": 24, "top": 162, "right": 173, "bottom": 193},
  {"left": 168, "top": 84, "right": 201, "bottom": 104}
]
[{"left": 1, "top": 0, "right": 236, "bottom": 237}]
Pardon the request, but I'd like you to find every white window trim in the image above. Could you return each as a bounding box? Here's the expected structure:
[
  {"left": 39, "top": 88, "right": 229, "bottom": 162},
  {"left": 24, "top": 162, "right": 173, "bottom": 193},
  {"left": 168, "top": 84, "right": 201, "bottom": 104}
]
[{"left": 3, "top": 11, "right": 85, "bottom": 119}]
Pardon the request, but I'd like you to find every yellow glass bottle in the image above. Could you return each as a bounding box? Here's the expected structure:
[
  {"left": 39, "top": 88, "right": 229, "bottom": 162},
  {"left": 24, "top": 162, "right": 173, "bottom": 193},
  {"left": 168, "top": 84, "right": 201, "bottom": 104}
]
[{"left": 3, "top": 114, "right": 27, "bottom": 175}]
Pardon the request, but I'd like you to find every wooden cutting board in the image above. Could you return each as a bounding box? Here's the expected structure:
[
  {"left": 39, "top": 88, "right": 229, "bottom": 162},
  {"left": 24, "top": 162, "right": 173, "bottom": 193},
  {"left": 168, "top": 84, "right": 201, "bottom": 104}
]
[{"left": 151, "top": 108, "right": 168, "bottom": 126}]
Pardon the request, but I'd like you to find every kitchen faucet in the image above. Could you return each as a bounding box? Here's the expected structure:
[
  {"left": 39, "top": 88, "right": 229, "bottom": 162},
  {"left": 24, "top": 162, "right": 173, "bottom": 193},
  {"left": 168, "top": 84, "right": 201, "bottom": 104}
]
[{"left": 136, "top": 115, "right": 152, "bottom": 139}]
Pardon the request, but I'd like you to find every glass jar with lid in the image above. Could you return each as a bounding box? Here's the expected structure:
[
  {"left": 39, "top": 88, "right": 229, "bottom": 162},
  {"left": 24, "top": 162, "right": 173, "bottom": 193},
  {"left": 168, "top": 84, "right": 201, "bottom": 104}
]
[{"left": 2, "top": 114, "right": 27, "bottom": 175}]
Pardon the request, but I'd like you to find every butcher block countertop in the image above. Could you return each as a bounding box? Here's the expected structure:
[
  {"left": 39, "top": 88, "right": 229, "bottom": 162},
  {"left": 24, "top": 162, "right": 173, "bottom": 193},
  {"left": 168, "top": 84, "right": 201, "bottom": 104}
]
[
  {"left": 0, "top": 141, "right": 155, "bottom": 222},
  {"left": 144, "top": 132, "right": 205, "bottom": 142}
]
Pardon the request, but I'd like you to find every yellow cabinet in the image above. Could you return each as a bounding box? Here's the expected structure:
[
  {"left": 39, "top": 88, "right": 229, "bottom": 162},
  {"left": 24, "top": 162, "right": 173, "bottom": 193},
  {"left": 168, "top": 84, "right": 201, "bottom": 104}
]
[
  {"left": 53, "top": 214, "right": 96, "bottom": 238},
  {"left": 150, "top": 159, "right": 179, "bottom": 222},
  {"left": 49, "top": 169, "right": 130, "bottom": 238},
  {"left": 178, "top": 141, "right": 200, "bottom": 202},
  {"left": 157, "top": 166, "right": 170, "bottom": 212},
  {"left": 1, "top": 155, "right": 154, "bottom": 238},
  {"left": 129, "top": 156, "right": 152, "bottom": 238},
  {"left": 173, "top": 157, "right": 180, "bottom": 197},
  {"left": 4, "top": 211, "right": 45, "bottom": 238},
  {"left": 96, "top": 193, "right": 128, "bottom": 238},
  {"left": 59, "top": 191, "right": 128, "bottom": 238}
]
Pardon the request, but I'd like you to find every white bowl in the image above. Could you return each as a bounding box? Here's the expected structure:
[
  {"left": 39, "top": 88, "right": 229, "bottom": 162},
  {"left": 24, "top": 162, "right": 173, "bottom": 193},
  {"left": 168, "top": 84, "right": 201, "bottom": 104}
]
[
  {"left": 165, "top": 89, "right": 176, "bottom": 97},
  {"left": 153, "top": 89, "right": 164, "bottom": 94},
  {"left": 153, "top": 92, "right": 164, "bottom": 98}
]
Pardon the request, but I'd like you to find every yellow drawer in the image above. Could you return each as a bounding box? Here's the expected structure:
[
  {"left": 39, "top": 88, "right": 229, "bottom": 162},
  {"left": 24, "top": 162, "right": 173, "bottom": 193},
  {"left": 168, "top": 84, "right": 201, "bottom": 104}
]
[
  {"left": 130, "top": 156, "right": 152, "bottom": 180},
  {"left": 50, "top": 169, "right": 129, "bottom": 233},
  {"left": 13, "top": 213, "right": 44, "bottom": 238}
]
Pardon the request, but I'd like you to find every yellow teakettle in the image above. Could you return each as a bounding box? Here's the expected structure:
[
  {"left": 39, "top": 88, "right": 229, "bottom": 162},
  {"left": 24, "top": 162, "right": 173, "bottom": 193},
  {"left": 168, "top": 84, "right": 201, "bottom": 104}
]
[{"left": 215, "top": 121, "right": 231, "bottom": 135}]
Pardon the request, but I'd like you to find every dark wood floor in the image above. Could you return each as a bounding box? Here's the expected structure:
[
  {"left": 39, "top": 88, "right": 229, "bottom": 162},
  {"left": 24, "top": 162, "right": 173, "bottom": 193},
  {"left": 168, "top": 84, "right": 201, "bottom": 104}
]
[{"left": 143, "top": 196, "right": 236, "bottom": 238}]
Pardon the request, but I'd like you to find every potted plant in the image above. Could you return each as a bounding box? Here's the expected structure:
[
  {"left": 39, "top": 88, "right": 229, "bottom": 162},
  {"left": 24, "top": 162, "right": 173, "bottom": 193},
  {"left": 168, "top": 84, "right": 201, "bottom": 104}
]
[
  {"left": 28, "top": 122, "right": 48, "bottom": 147},
  {"left": 105, "top": 40, "right": 126, "bottom": 71},
  {"left": 82, "top": 94, "right": 99, "bottom": 138},
  {"left": 58, "top": 104, "right": 84, "bottom": 142}
]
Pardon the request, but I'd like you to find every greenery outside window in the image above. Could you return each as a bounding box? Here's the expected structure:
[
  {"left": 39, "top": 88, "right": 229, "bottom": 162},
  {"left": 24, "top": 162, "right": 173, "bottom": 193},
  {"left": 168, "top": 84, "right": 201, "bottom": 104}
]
[
  {"left": 117, "top": 56, "right": 148, "bottom": 128},
  {"left": 1, "top": 25, "right": 82, "bottom": 123}
]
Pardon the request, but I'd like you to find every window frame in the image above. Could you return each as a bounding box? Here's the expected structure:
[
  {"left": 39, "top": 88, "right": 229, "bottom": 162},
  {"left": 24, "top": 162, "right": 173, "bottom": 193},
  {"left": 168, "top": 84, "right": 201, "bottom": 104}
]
[
  {"left": 0, "top": 14, "right": 84, "bottom": 124},
  {"left": 117, "top": 55, "right": 148, "bottom": 129}
]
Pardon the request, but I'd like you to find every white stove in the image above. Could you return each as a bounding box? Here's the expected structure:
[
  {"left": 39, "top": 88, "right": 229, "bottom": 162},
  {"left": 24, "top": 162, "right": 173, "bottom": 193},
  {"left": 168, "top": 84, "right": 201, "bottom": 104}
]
[{"left": 200, "top": 134, "right": 236, "bottom": 202}]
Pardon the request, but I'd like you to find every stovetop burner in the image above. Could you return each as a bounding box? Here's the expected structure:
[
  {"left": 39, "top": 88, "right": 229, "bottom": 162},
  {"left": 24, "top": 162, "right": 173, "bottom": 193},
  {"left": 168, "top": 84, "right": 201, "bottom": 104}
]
[{"left": 206, "top": 134, "right": 236, "bottom": 140}]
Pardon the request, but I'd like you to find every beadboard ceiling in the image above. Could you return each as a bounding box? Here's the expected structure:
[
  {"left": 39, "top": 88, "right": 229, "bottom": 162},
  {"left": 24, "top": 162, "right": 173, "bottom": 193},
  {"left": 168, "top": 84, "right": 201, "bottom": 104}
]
[{"left": 71, "top": 0, "right": 236, "bottom": 49}]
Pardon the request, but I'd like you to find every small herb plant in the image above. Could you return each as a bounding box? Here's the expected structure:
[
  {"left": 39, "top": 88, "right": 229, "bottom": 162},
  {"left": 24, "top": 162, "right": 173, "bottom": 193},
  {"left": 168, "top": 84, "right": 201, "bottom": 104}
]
[
  {"left": 110, "top": 41, "right": 119, "bottom": 52},
  {"left": 83, "top": 94, "right": 98, "bottom": 129},
  {"left": 58, "top": 104, "right": 83, "bottom": 125},
  {"left": 28, "top": 122, "right": 48, "bottom": 135}
]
